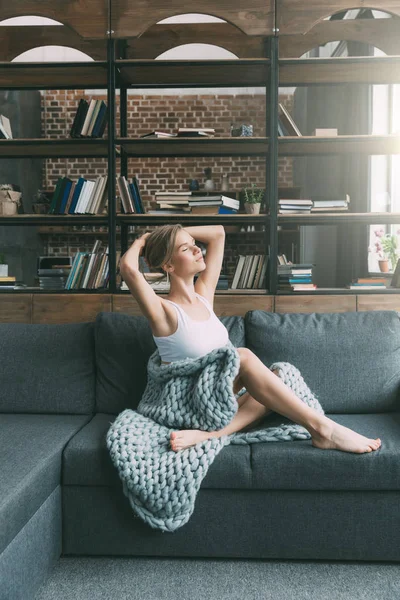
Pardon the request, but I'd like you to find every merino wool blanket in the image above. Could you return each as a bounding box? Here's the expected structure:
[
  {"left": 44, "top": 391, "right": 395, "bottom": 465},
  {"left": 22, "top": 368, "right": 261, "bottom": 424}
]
[{"left": 106, "top": 339, "right": 325, "bottom": 533}]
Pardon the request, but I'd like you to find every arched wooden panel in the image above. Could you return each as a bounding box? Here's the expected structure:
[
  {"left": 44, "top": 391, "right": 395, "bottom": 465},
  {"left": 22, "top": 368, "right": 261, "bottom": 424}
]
[
  {"left": 0, "top": 1, "right": 109, "bottom": 39},
  {"left": 124, "top": 24, "right": 267, "bottom": 59},
  {"left": 279, "top": 17, "right": 400, "bottom": 57},
  {"left": 111, "top": 2, "right": 274, "bottom": 37},
  {"left": 277, "top": 1, "right": 400, "bottom": 36},
  {"left": 0, "top": 26, "right": 106, "bottom": 61}
]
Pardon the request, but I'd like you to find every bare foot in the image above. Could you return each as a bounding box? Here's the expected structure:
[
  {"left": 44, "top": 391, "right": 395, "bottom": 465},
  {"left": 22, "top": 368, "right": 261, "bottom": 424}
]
[
  {"left": 170, "top": 429, "right": 211, "bottom": 451},
  {"left": 311, "top": 417, "right": 382, "bottom": 454}
]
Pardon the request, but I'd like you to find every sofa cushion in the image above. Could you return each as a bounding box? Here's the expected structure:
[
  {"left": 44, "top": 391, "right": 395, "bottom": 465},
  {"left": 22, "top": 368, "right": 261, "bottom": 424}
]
[
  {"left": 62, "top": 413, "right": 252, "bottom": 489},
  {"left": 251, "top": 412, "right": 400, "bottom": 490},
  {"left": 0, "top": 322, "right": 96, "bottom": 414},
  {"left": 95, "top": 311, "right": 246, "bottom": 414},
  {"left": 0, "top": 414, "right": 91, "bottom": 555},
  {"left": 245, "top": 310, "right": 400, "bottom": 413}
]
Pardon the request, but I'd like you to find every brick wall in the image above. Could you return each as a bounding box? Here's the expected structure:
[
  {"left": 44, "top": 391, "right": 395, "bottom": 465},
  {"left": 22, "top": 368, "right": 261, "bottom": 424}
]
[{"left": 41, "top": 90, "right": 294, "bottom": 285}]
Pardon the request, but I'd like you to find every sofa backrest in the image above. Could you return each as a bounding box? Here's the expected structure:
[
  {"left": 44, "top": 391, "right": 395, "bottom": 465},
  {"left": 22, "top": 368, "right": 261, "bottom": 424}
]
[
  {"left": 0, "top": 321, "right": 96, "bottom": 414},
  {"left": 245, "top": 310, "right": 400, "bottom": 414},
  {"left": 94, "top": 311, "right": 246, "bottom": 414}
]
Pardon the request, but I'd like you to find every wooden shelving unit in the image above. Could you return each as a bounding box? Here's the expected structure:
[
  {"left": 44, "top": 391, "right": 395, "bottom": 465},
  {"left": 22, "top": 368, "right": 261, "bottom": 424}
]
[{"left": 1, "top": 1, "right": 400, "bottom": 312}]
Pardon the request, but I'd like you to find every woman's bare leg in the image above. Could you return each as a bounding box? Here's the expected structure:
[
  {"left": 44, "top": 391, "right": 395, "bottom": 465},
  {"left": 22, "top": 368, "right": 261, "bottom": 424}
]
[
  {"left": 170, "top": 391, "right": 271, "bottom": 451},
  {"left": 232, "top": 349, "right": 382, "bottom": 454},
  {"left": 170, "top": 350, "right": 382, "bottom": 454}
]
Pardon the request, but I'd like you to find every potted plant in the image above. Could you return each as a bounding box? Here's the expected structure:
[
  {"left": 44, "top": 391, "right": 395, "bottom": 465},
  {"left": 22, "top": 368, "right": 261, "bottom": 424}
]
[
  {"left": 369, "top": 227, "right": 400, "bottom": 272},
  {"left": 0, "top": 252, "right": 8, "bottom": 277},
  {"left": 242, "top": 184, "right": 265, "bottom": 214}
]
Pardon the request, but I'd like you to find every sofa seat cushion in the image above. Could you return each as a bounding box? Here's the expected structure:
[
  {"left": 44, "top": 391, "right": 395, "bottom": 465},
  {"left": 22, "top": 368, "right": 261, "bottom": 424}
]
[
  {"left": 251, "top": 412, "right": 400, "bottom": 490},
  {"left": 62, "top": 413, "right": 252, "bottom": 489},
  {"left": 0, "top": 414, "right": 91, "bottom": 555}
]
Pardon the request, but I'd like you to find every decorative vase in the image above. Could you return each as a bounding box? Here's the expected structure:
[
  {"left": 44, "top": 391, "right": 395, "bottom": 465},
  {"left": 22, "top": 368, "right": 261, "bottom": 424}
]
[
  {"left": 0, "top": 264, "right": 8, "bottom": 277},
  {"left": 204, "top": 179, "right": 215, "bottom": 192},
  {"left": 189, "top": 179, "right": 199, "bottom": 191},
  {"left": 244, "top": 202, "right": 261, "bottom": 214},
  {"left": 221, "top": 174, "right": 229, "bottom": 192},
  {"left": 378, "top": 259, "right": 390, "bottom": 273}
]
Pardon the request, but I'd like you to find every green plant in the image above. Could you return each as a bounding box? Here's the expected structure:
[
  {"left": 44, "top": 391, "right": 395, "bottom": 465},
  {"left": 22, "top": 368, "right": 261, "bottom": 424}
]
[
  {"left": 370, "top": 227, "right": 400, "bottom": 271},
  {"left": 0, "top": 253, "right": 5, "bottom": 264},
  {"left": 242, "top": 183, "right": 264, "bottom": 204}
]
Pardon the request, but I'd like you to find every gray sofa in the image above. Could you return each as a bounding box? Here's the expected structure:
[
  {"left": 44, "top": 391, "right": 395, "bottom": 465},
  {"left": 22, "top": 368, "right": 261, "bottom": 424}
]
[{"left": 2, "top": 309, "right": 400, "bottom": 600}]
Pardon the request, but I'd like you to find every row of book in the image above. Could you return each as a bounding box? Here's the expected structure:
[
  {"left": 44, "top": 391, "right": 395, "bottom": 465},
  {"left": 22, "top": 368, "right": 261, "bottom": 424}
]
[
  {"left": 0, "top": 114, "right": 12, "bottom": 139},
  {"left": 278, "top": 195, "right": 350, "bottom": 214},
  {"left": 70, "top": 99, "right": 108, "bottom": 138},
  {"left": 278, "top": 254, "right": 317, "bottom": 291},
  {"left": 117, "top": 175, "right": 145, "bottom": 213},
  {"left": 65, "top": 241, "right": 118, "bottom": 290},
  {"left": 231, "top": 254, "right": 268, "bottom": 289},
  {"left": 48, "top": 175, "right": 108, "bottom": 215},
  {"left": 148, "top": 191, "right": 239, "bottom": 215},
  {"left": 140, "top": 127, "right": 215, "bottom": 138}
]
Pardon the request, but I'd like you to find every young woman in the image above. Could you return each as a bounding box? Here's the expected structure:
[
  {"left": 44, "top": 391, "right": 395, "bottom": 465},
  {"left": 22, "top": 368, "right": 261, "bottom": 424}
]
[{"left": 119, "top": 224, "right": 382, "bottom": 455}]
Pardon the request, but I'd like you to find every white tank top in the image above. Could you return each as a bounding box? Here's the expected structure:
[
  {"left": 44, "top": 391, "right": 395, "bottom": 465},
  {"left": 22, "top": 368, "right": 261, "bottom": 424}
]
[{"left": 152, "top": 292, "right": 230, "bottom": 363}]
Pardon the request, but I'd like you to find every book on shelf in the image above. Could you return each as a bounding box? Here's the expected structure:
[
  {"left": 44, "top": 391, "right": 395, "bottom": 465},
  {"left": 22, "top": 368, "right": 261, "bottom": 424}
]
[
  {"left": 70, "top": 98, "right": 107, "bottom": 139},
  {"left": 278, "top": 199, "right": 313, "bottom": 214},
  {"left": 116, "top": 175, "right": 144, "bottom": 214},
  {"left": 231, "top": 254, "right": 267, "bottom": 290},
  {"left": 65, "top": 241, "right": 115, "bottom": 290},
  {"left": 312, "top": 128, "right": 338, "bottom": 137},
  {"left": 48, "top": 175, "right": 108, "bottom": 215},
  {"left": 310, "top": 195, "right": 350, "bottom": 212},
  {"left": 278, "top": 104, "right": 302, "bottom": 137},
  {"left": 177, "top": 128, "right": 215, "bottom": 137},
  {"left": 140, "top": 131, "right": 177, "bottom": 138},
  {"left": 0, "top": 114, "right": 12, "bottom": 139}
]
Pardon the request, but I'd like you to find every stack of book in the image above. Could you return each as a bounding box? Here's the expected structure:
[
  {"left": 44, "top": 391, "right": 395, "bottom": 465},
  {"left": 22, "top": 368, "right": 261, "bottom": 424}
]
[
  {"left": 70, "top": 98, "right": 107, "bottom": 138},
  {"left": 0, "top": 114, "right": 12, "bottom": 139},
  {"left": 189, "top": 192, "right": 239, "bottom": 215},
  {"left": 38, "top": 267, "right": 71, "bottom": 290},
  {"left": 65, "top": 241, "right": 116, "bottom": 290},
  {"left": 278, "top": 199, "right": 313, "bottom": 214},
  {"left": 48, "top": 175, "right": 108, "bottom": 215},
  {"left": 346, "top": 277, "right": 388, "bottom": 290},
  {"left": 140, "top": 131, "right": 177, "bottom": 139},
  {"left": 177, "top": 128, "right": 215, "bottom": 137},
  {"left": 140, "top": 128, "right": 215, "bottom": 138},
  {"left": 310, "top": 195, "right": 350, "bottom": 212},
  {"left": 148, "top": 191, "right": 239, "bottom": 215},
  {"left": 231, "top": 254, "right": 268, "bottom": 290},
  {"left": 116, "top": 175, "right": 145, "bottom": 213},
  {"left": 278, "top": 254, "right": 316, "bottom": 291}
]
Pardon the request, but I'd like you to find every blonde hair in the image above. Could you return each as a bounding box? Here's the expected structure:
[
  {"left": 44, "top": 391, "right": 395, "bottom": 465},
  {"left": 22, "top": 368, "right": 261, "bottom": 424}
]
[{"left": 143, "top": 224, "right": 183, "bottom": 278}]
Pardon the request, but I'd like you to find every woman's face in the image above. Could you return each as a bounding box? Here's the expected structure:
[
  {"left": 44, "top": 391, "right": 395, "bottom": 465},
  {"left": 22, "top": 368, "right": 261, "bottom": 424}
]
[{"left": 166, "top": 230, "right": 206, "bottom": 276}]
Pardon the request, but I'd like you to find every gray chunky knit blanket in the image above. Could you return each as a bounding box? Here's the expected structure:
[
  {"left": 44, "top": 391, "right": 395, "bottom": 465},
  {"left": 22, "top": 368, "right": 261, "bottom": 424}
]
[{"left": 106, "top": 339, "right": 324, "bottom": 533}]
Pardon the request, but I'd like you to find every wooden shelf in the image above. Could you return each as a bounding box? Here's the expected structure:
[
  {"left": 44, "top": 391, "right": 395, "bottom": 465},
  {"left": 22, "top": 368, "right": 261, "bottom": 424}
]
[
  {"left": 277, "top": 288, "right": 400, "bottom": 295},
  {"left": 0, "top": 139, "right": 108, "bottom": 158},
  {"left": 277, "top": 212, "right": 400, "bottom": 225},
  {"left": 116, "top": 59, "right": 270, "bottom": 88},
  {"left": 0, "top": 62, "right": 108, "bottom": 90},
  {"left": 279, "top": 56, "right": 400, "bottom": 86},
  {"left": 0, "top": 215, "right": 109, "bottom": 225},
  {"left": 279, "top": 135, "right": 400, "bottom": 156},
  {"left": 117, "top": 137, "right": 269, "bottom": 157},
  {"left": 116, "top": 213, "right": 267, "bottom": 225}
]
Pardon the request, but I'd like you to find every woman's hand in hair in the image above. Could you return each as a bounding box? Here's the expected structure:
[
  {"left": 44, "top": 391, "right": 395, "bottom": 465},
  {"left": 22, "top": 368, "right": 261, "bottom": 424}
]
[{"left": 134, "top": 231, "right": 152, "bottom": 255}]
